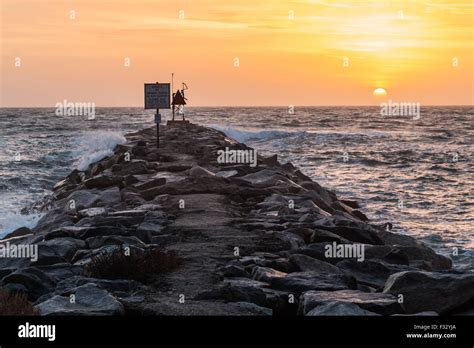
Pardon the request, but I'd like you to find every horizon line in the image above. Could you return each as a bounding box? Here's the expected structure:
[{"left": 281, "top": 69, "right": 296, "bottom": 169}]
[{"left": 1, "top": 104, "right": 473, "bottom": 109}]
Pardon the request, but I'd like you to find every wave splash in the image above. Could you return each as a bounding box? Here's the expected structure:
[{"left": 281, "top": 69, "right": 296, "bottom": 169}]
[
  {"left": 0, "top": 212, "right": 43, "bottom": 238},
  {"left": 72, "top": 131, "right": 126, "bottom": 171},
  {"left": 210, "top": 124, "right": 305, "bottom": 143}
]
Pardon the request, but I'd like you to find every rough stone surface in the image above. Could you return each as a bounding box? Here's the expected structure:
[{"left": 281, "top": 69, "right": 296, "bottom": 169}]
[{"left": 4, "top": 123, "right": 460, "bottom": 316}]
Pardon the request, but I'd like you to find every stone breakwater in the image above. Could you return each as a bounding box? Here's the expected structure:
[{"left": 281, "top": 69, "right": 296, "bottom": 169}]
[{"left": 1, "top": 123, "right": 473, "bottom": 316}]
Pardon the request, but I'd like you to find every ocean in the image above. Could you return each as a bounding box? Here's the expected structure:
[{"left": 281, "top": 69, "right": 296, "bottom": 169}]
[{"left": 0, "top": 107, "right": 472, "bottom": 270}]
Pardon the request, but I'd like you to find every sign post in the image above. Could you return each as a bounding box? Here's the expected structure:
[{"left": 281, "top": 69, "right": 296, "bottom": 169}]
[{"left": 144, "top": 82, "right": 171, "bottom": 148}]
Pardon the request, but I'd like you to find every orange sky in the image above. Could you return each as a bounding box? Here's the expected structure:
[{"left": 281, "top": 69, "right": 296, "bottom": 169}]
[{"left": 1, "top": 0, "right": 473, "bottom": 106}]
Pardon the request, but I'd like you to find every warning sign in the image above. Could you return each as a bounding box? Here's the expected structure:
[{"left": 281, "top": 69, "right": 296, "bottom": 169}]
[{"left": 144, "top": 83, "right": 170, "bottom": 109}]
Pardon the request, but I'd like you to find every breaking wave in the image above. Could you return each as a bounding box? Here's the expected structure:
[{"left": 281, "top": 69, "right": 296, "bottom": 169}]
[{"left": 72, "top": 131, "right": 126, "bottom": 171}]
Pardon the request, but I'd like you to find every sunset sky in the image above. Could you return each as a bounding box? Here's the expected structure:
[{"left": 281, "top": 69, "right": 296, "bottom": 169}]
[{"left": 1, "top": 0, "right": 473, "bottom": 106}]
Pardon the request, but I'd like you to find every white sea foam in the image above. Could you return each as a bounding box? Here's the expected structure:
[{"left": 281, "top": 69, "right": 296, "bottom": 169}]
[
  {"left": 210, "top": 125, "right": 304, "bottom": 143},
  {"left": 0, "top": 212, "right": 43, "bottom": 238},
  {"left": 72, "top": 131, "right": 126, "bottom": 171},
  {"left": 210, "top": 124, "right": 392, "bottom": 144}
]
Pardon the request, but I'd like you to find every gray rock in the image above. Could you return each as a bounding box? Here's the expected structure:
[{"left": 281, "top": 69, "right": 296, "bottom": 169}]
[
  {"left": 83, "top": 215, "right": 143, "bottom": 228},
  {"left": 393, "top": 311, "right": 439, "bottom": 316},
  {"left": 134, "top": 177, "right": 166, "bottom": 190},
  {"left": 64, "top": 190, "right": 100, "bottom": 212},
  {"left": 1, "top": 226, "right": 32, "bottom": 240},
  {"left": 219, "top": 264, "right": 250, "bottom": 278},
  {"left": 78, "top": 207, "right": 108, "bottom": 218},
  {"left": 50, "top": 226, "right": 129, "bottom": 240},
  {"left": 34, "top": 244, "right": 67, "bottom": 266},
  {"left": 117, "top": 160, "right": 149, "bottom": 175},
  {"left": 54, "top": 275, "right": 139, "bottom": 295},
  {"left": 215, "top": 170, "right": 238, "bottom": 178},
  {"left": 36, "top": 263, "right": 83, "bottom": 282},
  {"left": 36, "top": 283, "right": 125, "bottom": 315},
  {"left": 271, "top": 271, "right": 355, "bottom": 295},
  {"left": 336, "top": 259, "right": 414, "bottom": 289},
  {"left": 39, "top": 238, "right": 87, "bottom": 261},
  {"left": 397, "top": 246, "right": 452, "bottom": 271},
  {"left": 251, "top": 266, "right": 287, "bottom": 283},
  {"left": 82, "top": 175, "right": 123, "bottom": 189},
  {"left": 259, "top": 258, "right": 294, "bottom": 273},
  {"left": 109, "top": 209, "right": 149, "bottom": 216},
  {"left": 235, "top": 302, "right": 272, "bottom": 316},
  {"left": 307, "top": 301, "right": 380, "bottom": 316},
  {"left": 85, "top": 235, "right": 145, "bottom": 249},
  {"left": 383, "top": 271, "right": 474, "bottom": 314},
  {"left": 290, "top": 243, "right": 346, "bottom": 264},
  {"left": 310, "top": 228, "right": 350, "bottom": 244},
  {"left": 313, "top": 216, "right": 383, "bottom": 245},
  {"left": 33, "top": 208, "right": 75, "bottom": 234},
  {"left": 137, "top": 222, "right": 162, "bottom": 234},
  {"left": 364, "top": 245, "right": 410, "bottom": 265},
  {"left": 240, "top": 169, "right": 287, "bottom": 187},
  {"left": 273, "top": 231, "right": 305, "bottom": 250},
  {"left": 365, "top": 244, "right": 452, "bottom": 271},
  {"left": 217, "top": 278, "right": 269, "bottom": 306},
  {"left": 300, "top": 289, "right": 401, "bottom": 315},
  {"left": 189, "top": 165, "right": 215, "bottom": 177},
  {"left": 0, "top": 253, "right": 31, "bottom": 271},
  {"left": 290, "top": 254, "right": 343, "bottom": 274},
  {"left": 1, "top": 267, "right": 57, "bottom": 301},
  {"left": 97, "top": 187, "right": 121, "bottom": 206},
  {"left": 150, "top": 234, "right": 179, "bottom": 246}
]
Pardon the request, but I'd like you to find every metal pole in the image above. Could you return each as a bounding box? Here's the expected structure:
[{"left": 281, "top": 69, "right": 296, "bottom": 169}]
[{"left": 156, "top": 108, "right": 160, "bottom": 148}]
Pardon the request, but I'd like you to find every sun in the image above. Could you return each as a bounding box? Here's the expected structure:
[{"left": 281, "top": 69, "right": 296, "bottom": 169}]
[{"left": 373, "top": 88, "right": 387, "bottom": 96}]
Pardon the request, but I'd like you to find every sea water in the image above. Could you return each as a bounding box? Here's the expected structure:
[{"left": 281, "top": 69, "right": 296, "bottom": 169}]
[{"left": 0, "top": 106, "right": 472, "bottom": 270}]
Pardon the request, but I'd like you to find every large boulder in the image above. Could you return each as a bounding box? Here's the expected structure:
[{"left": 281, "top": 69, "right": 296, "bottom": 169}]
[
  {"left": 115, "top": 160, "right": 150, "bottom": 175},
  {"left": 38, "top": 238, "right": 87, "bottom": 261},
  {"left": 36, "top": 283, "right": 125, "bottom": 315},
  {"left": 336, "top": 259, "right": 414, "bottom": 289},
  {"left": 307, "top": 301, "right": 380, "bottom": 316},
  {"left": 240, "top": 169, "right": 289, "bottom": 188},
  {"left": 1, "top": 267, "right": 57, "bottom": 301},
  {"left": 1, "top": 227, "right": 32, "bottom": 240},
  {"left": 53, "top": 276, "right": 139, "bottom": 295},
  {"left": 96, "top": 187, "right": 121, "bottom": 206},
  {"left": 289, "top": 243, "right": 348, "bottom": 264},
  {"left": 82, "top": 175, "right": 123, "bottom": 189},
  {"left": 85, "top": 235, "right": 145, "bottom": 249},
  {"left": 134, "top": 177, "right": 166, "bottom": 191},
  {"left": 313, "top": 216, "right": 383, "bottom": 245},
  {"left": 270, "top": 271, "right": 356, "bottom": 295},
  {"left": 36, "top": 263, "right": 83, "bottom": 282},
  {"left": 364, "top": 245, "right": 452, "bottom": 271},
  {"left": 299, "top": 289, "right": 401, "bottom": 315},
  {"left": 33, "top": 207, "right": 75, "bottom": 234},
  {"left": 189, "top": 165, "right": 215, "bottom": 178},
  {"left": 290, "top": 254, "right": 343, "bottom": 274},
  {"left": 251, "top": 266, "right": 287, "bottom": 283},
  {"left": 383, "top": 271, "right": 474, "bottom": 314},
  {"left": 216, "top": 278, "right": 269, "bottom": 306},
  {"left": 63, "top": 190, "right": 100, "bottom": 212}
]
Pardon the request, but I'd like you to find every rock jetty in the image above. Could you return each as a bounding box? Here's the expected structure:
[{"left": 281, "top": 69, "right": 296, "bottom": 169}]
[{"left": 1, "top": 123, "right": 473, "bottom": 316}]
